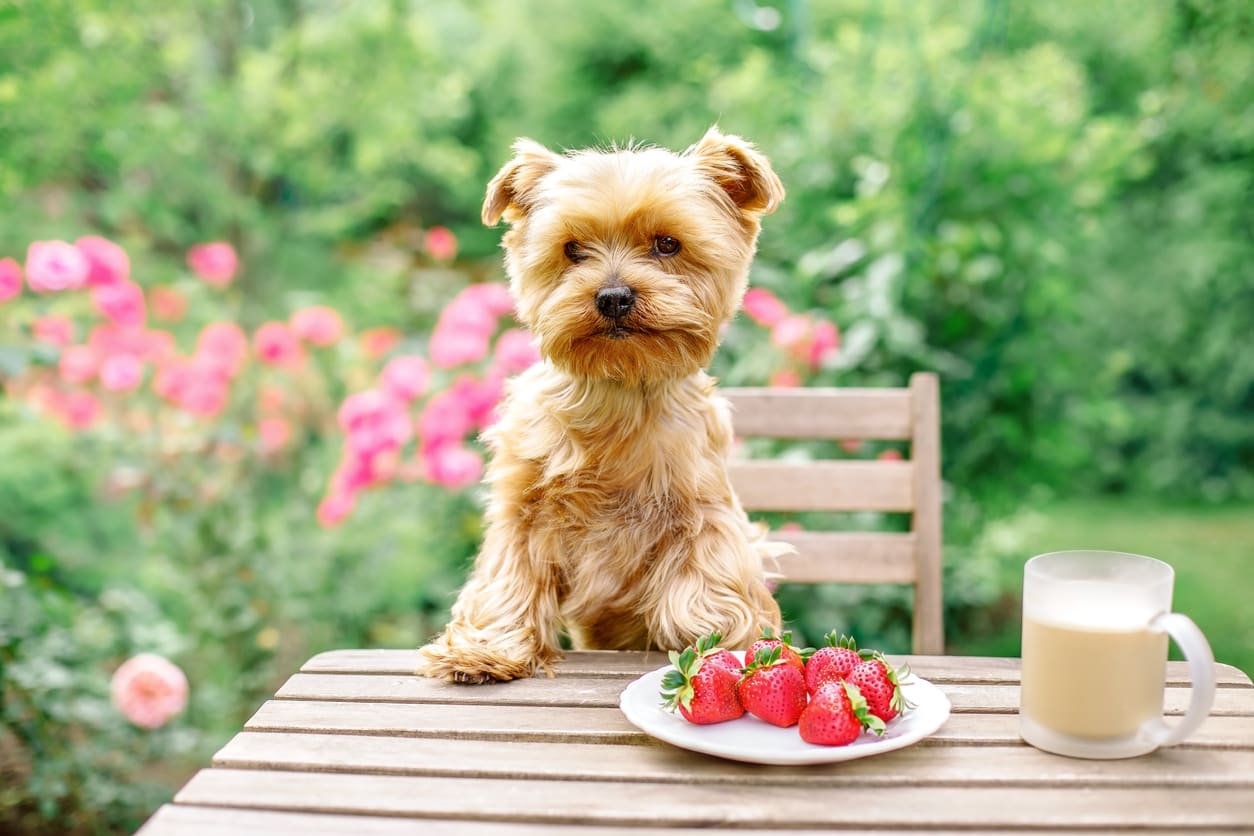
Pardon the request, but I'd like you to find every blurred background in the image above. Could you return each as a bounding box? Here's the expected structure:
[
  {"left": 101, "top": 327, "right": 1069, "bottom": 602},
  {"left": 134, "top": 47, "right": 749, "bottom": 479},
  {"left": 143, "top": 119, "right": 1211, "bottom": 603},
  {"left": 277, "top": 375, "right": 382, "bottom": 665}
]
[{"left": 1, "top": 0, "right": 1250, "bottom": 831}]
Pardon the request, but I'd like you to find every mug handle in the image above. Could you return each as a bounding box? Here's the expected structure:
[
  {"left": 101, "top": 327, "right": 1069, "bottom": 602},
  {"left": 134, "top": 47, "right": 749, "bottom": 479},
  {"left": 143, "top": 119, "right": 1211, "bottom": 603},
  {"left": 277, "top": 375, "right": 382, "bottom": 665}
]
[{"left": 1140, "top": 612, "right": 1217, "bottom": 748}]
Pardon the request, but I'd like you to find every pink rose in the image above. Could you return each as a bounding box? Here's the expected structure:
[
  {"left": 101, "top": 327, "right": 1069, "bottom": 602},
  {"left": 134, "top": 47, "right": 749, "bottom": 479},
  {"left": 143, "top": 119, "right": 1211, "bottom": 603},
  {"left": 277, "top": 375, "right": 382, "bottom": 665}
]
[
  {"left": 337, "top": 389, "right": 412, "bottom": 458},
  {"left": 25, "top": 240, "right": 89, "bottom": 293},
  {"left": 358, "top": 327, "right": 401, "bottom": 359},
  {"left": 424, "top": 444, "right": 483, "bottom": 489},
  {"left": 187, "top": 242, "right": 238, "bottom": 287},
  {"left": 143, "top": 329, "right": 178, "bottom": 364},
  {"left": 92, "top": 279, "right": 147, "bottom": 328},
  {"left": 770, "top": 314, "right": 811, "bottom": 351},
  {"left": 58, "top": 389, "right": 101, "bottom": 430},
  {"left": 316, "top": 489, "right": 356, "bottom": 528},
  {"left": 196, "top": 322, "right": 249, "bottom": 379},
  {"left": 0, "top": 257, "right": 22, "bottom": 303},
  {"left": 253, "top": 322, "right": 304, "bottom": 368},
  {"left": 33, "top": 315, "right": 75, "bottom": 347},
  {"left": 149, "top": 285, "right": 187, "bottom": 322},
  {"left": 258, "top": 417, "right": 293, "bottom": 454},
  {"left": 75, "top": 236, "right": 130, "bottom": 287},
  {"left": 878, "top": 448, "right": 903, "bottom": 462},
  {"left": 460, "top": 283, "right": 515, "bottom": 317},
  {"left": 154, "top": 358, "right": 230, "bottom": 417},
  {"left": 429, "top": 327, "right": 491, "bottom": 369},
  {"left": 424, "top": 225, "right": 459, "bottom": 261},
  {"left": 808, "top": 320, "right": 839, "bottom": 368},
  {"left": 290, "top": 306, "right": 345, "bottom": 347},
  {"left": 769, "top": 369, "right": 802, "bottom": 388},
  {"left": 110, "top": 653, "right": 188, "bottom": 729},
  {"left": 58, "top": 345, "right": 99, "bottom": 385},
  {"left": 417, "top": 388, "right": 474, "bottom": 452},
  {"left": 839, "top": 439, "right": 864, "bottom": 454},
  {"left": 492, "top": 329, "right": 541, "bottom": 375},
  {"left": 743, "top": 287, "right": 789, "bottom": 326},
  {"left": 380, "top": 355, "right": 431, "bottom": 402},
  {"left": 452, "top": 373, "right": 505, "bottom": 429},
  {"left": 100, "top": 354, "right": 143, "bottom": 392}
]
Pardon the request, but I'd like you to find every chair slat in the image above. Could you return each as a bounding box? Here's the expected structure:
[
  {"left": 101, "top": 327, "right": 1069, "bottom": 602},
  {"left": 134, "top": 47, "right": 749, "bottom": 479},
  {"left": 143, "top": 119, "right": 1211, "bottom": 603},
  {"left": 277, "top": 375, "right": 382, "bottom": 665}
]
[
  {"left": 723, "top": 387, "right": 914, "bottom": 440},
  {"left": 730, "top": 460, "right": 915, "bottom": 512},
  {"left": 768, "top": 531, "right": 917, "bottom": 583}
]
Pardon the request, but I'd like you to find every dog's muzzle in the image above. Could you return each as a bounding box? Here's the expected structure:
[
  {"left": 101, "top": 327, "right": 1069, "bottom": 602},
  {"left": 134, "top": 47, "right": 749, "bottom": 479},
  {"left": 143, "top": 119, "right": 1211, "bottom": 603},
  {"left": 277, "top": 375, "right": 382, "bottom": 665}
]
[{"left": 595, "top": 285, "right": 636, "bottom": 320}]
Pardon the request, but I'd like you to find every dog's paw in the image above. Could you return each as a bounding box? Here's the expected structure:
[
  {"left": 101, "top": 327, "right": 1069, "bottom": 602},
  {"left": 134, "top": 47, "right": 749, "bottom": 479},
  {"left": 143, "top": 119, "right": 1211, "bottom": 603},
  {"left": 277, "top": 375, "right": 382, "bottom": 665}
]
[{"left": 415, "top": 637, "right": 537, "bottom": 684}]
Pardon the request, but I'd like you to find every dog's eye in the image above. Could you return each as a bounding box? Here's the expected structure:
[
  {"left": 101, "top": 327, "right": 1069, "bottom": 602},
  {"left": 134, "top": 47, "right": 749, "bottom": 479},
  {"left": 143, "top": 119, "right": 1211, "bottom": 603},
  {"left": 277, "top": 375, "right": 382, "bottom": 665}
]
[
  {"left": 654, "top": 236, "right": 681, "bottom": 257},
  {"left": 564, "top": 241, "right": 586, "bottom": 263}
]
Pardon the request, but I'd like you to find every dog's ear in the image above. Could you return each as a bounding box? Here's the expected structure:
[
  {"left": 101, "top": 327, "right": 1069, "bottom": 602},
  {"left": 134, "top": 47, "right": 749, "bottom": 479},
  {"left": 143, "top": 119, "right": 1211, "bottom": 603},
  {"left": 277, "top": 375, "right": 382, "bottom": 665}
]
[
  {"left": 482, "top": 138, "right": 561, "bottom": 226},
  {"left": 688, "top": 126, "right": 785, "bottom": 216}
]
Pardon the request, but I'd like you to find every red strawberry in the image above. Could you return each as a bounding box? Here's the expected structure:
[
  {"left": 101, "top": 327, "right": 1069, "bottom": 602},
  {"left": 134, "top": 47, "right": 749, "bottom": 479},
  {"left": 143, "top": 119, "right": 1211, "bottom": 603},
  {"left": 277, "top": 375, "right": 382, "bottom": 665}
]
[
  {"left": 683, "top": 631, "right": 743, "bottom": 674},
  {"left": 743, "top": 627, "right": 808, "bottom": 675},
  {"left": 737, "top": 645, "right": 808, "bottom": 727},
  {"left": 799, "top": 680, "right": 886, "bottom": 745},
  {"left": 660, "top": 644, "right": 744, "bottom": 725},
  {"left": 805, "top": 631, "right": 867, "bottom": 695},
  {"left": 846, "top": 653, "right": 913, "bottom": 723}
]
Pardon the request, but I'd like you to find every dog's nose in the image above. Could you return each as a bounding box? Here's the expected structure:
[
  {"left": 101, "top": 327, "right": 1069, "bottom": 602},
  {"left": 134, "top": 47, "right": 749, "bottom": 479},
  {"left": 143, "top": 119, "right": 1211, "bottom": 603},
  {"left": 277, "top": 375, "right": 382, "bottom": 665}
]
[{"left": 595, "top": 285, "right": 636, "bottom": 319}]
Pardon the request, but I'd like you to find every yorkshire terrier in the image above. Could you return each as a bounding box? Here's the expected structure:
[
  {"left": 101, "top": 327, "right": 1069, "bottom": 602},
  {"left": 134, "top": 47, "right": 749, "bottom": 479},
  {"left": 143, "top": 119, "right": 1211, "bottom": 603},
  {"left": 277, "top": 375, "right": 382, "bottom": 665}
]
[{"left": 417, "top": 127, "right": 788, "bottom": 684}]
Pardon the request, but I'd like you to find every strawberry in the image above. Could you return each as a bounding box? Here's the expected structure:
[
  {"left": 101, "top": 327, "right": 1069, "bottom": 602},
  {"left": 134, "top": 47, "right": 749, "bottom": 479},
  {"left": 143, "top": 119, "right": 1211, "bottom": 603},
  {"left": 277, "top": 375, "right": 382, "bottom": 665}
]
[
  {"left": 737, "top": 645, "right": 808, "bottom": 727},
  {"left": 743, "top": 627, "right": 808, "bottom": 675},
  {"left": 683, "top": 631, "right": 742, "bottom": 674},
  {"left": 846, "top": 653, "right": 913, "bottom": 723},
  {"left": 660, "top": 640, "right": 744, "bottom": 725},
  {"left": 799, "top": 680, "right": 886, "bottom": 745},
  {"left": 805, "top": 631, "right": 868, "bottom": 695}
]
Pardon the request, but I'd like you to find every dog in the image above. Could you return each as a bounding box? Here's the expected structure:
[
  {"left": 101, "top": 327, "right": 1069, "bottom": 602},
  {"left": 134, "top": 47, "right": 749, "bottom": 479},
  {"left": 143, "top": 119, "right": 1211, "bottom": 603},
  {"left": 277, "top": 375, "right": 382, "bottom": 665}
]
[{"left": 416, "top": 127, "right": 788, "bottom": 684}]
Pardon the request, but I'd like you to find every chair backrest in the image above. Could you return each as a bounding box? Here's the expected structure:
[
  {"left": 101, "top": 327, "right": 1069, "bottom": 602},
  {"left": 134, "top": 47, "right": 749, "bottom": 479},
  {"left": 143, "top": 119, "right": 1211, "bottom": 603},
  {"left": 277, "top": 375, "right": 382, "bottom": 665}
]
[{"left": 723, "top": 372, "right": 943, "bottom": 654}]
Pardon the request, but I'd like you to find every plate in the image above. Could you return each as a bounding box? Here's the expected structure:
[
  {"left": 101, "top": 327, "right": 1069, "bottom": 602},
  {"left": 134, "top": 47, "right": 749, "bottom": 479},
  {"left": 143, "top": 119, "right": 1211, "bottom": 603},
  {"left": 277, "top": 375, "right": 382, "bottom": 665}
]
[{"left": 618, "top": 654, "right": 952, "bottom": 765}]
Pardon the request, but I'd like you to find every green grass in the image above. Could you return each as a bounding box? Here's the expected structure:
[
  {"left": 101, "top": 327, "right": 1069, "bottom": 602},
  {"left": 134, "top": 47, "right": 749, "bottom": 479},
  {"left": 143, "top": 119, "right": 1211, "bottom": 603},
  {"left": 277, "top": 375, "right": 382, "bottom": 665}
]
[{"left": 950, "top": 498, "right": 1254, "bottom": 679}]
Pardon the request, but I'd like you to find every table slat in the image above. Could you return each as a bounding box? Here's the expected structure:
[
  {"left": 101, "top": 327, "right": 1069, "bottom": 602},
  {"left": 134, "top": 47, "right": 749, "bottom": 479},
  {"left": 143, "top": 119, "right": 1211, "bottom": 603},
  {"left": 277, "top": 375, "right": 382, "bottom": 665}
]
[
  {"left": 244, "top": 698, "right": 1254, "bottom": 750},
  {"left": 213, "top": 732, "right": 1254, "bottom": 788},
  {"left": 274, "top": 673, "right": 1254, "bottom": 716},
  {"left": 174, "top": 769, "right": 1254, "bottom": 829}
]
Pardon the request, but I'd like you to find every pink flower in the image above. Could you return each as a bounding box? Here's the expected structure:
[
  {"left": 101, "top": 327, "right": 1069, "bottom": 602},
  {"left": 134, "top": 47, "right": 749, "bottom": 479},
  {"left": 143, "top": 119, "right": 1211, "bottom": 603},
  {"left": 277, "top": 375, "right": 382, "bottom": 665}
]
[
  {"left": 429, "top": 286, "right": 503, "bottom": 368},
  {"left": 253, "top": 322, "right": 304, "bottom": 368},
  {"left": 429, "top": 327, "right": 491, "bottom": 369},
  {"left": 452, "top": 373, "right": 505, "bottom": 429},
  {"left": 808, "top": 320, "right": 839, "bottom": 368},
  {"left": 258, "top": 417, "right": 293, "bottom": 454},
  {"left": 839, "top": 439, "right": 864, "bottom": 454},
  {"left": 779, "top": 522, "right": 804, "bottom": 533},
  {"left": 149, "top": 285, "right": 187, "bottom": 322},
  {"left": 100, "top": 354, "right": 143, "bottom": 392},
  {"left": 460, "top": 283, "right": 515, "bottom": 317},
  {"left": 142, "top": 329, "right": 178, "bottom": 364},
  {"left": 0, "top": 258, "right": 22, "bottom": 303},
  {"left": 92, "top": 279, "right": 147, "bottom": 328},
  {"left": 196, "top": 322, "right": 249, "bottom": 378},
  {"left": 290, "top": 306, "right": 345, "bottom": 347},
  {"left": 358, "top": 327, "right": 401, "bottom": 359},
  {"left": 154, "top": 358, "right": 230, "bottom": 417},
  {"left": 58, "top": 389, "right": 101, "bottom": 430},
  {"left": 75, "top": 236, "right": 130, "bottom": 287},
  {"left": 25, "top": 240, "right": 89, "bottom": 293},
  {"left": 33, "top": 315, "right": 75, "bottom": 347},
  {"left": 417, "top": 388, "right": 475, "bottom": 452},
  {"left": 424, "top": 444, "right": 483, "bottom": 489},
  {"left": 424, "top": 226, "right": 459, "bottom": 261},
  {"left": 110, "top": 653, "right": 188, "bottom": 729},
  {"left": 317, "top": 489, "right": 356, "bottom": 528},
  {"left": 743, "top": 287, "right": 789, "bottom": 326},
  {"left": 187, "top": 242, "right": 238, "bottom": 287},
  {"left": 492, "top": 329, "right": 541, "bottom": 375},
  {"left": 58, "top": 345, "right": 99, "bottom": 384},
  {"left": 380, "top": 355, "right": 431, "bottom": 402},
  {"left": 769, "top": 369, "right": 802, "bottom": 388},
  {"left": 770, "top": 314, "right": 811, "bottom": 351},
  {"left": 878, "top": 448, "right": 903, "bottom": 462},
  {"left": 337, "top": 389, "right": 412, "bottom": 458}
]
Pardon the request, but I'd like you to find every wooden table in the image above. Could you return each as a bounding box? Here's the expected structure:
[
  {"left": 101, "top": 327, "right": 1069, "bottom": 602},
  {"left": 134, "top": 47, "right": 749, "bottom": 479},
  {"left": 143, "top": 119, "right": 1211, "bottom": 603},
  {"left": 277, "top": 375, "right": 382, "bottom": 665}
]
[{"left": 139, "top": 651, "right": 1254, "bottom": 834}]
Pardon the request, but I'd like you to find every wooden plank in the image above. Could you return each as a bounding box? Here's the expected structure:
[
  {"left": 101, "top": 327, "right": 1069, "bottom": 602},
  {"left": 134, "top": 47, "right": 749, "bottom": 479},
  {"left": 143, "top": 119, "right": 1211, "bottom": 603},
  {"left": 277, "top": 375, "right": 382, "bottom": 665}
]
[
  {"left": 212, "top": 732, "right": 1254, "bottom": 788},
  {"left": 300, "top": 650, "right": 1254, "bottom": 688},
  {"left": 729, "top": 460, "right": 915, "bottom": 512},
  {"left": 175, "top": 769, "right": 1254, "bottom": 829},
  {"left": 138, "top": 807, "right": 1132, "bottom": 836},
  {"left": 723, "top": 386, "right": 914, "bottom": 440},
  {"left": 771, "top": 531, "right": 917, "bottom": 583},
  {"left": 246, "top": 700, "right": 641, "bottom": 743},
  {"left": 909, "top": 371, "right": 944, "bottom": 655},
  {"left": 243, "top": 699, "right": 1254, "bottom": 750},
  {"left": 272, "top": 674, "right": 1254, "bottom": 717}
]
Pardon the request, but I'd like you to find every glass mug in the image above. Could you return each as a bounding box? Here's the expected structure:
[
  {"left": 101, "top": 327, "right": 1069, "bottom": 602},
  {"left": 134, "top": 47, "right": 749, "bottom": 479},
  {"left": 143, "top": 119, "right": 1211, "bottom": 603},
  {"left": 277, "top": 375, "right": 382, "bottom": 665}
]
[{"left": 1019, "top": 550, "right": 1216, "bottom": 759}]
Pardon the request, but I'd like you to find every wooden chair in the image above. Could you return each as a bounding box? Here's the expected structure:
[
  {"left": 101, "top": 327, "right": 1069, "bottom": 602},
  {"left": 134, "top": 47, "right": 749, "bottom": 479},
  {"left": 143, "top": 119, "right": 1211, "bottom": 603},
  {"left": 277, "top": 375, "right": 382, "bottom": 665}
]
[{"left": 723, "top": 372, "right": 943, "bottom": 654}]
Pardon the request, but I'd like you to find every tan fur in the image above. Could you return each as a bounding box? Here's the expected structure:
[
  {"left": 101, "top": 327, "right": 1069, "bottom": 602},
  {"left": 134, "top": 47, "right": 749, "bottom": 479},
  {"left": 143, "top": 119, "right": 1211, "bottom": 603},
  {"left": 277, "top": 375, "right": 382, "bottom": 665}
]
[{"left": 417, "top": 127, "right": 788, "bottom": 684}]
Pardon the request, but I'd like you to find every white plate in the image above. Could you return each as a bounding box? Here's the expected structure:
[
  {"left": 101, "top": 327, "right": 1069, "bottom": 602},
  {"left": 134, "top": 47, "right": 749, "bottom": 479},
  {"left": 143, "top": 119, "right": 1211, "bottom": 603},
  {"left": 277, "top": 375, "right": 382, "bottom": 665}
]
[{"left": 618, "top": 655, "right": 952, "bottom": 765}]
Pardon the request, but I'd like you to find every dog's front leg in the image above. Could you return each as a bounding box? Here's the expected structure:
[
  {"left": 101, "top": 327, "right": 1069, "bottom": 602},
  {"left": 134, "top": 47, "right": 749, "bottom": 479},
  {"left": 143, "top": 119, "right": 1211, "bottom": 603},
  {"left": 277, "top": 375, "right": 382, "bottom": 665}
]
[
  {"left": 416, "top": 517, "right": 561, "bottom": 684},
  {"left": 645, "top": 507, "right": 782, "bottom": 652}
]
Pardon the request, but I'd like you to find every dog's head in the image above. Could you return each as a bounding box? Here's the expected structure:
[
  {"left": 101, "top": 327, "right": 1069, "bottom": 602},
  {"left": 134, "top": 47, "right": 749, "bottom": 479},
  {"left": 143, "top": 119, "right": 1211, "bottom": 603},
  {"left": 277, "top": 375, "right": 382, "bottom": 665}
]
[{"left": 482, "top": 127, "right": 784, "bottom": 384}]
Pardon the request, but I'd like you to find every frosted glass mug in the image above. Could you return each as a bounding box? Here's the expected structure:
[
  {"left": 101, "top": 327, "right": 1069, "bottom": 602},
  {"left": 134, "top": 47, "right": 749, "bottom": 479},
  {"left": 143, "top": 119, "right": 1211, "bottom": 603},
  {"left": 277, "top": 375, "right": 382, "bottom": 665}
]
[{"left": 1019, "top": 550, "right": 1216, "bottom": 759}]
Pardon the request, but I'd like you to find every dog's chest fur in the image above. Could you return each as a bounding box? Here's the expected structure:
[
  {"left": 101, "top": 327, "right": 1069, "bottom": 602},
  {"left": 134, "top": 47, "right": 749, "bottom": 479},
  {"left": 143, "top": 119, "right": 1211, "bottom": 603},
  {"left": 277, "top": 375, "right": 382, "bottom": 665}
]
[{"left": 485, "top": 364, "right": 736, "bottom": 648}]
